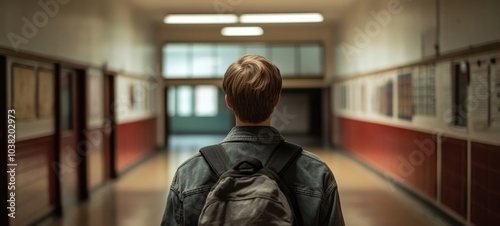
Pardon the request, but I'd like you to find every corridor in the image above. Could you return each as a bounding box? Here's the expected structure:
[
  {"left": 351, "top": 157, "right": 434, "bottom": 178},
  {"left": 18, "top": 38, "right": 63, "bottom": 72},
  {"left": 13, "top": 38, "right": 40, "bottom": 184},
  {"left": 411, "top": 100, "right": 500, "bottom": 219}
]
[{"left": 42, "top": 135, "right": 451, "bottom": 226}]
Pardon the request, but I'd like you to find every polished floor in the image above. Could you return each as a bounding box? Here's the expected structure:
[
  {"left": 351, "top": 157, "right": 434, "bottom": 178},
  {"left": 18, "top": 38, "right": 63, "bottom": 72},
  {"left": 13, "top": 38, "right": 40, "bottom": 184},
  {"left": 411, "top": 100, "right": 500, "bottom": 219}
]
[{"left": 42, "top": 135, "right": 451, "bottom": 226}]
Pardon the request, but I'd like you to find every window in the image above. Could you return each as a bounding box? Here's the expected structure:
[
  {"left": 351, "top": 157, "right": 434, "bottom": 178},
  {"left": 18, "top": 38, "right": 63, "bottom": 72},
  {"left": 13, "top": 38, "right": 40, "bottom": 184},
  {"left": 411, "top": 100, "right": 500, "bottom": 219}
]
[
  {"left": 192, "top": 44, "right": 217, "bottom": 78},
  {"left": 244, "top": 44, "right": 269, "bottom": 58},
  {"left": 299, "top": 45, "right": 323, "bottom": 76},
  {"left": 163, "top": 44, "right": 190, "bottom": 77},
  {"left": 177, "top": 86, "right": 193, "bottom": 117},
  {"left": 195, "top": 86, "right": 218, "bottom": 117},
  {"left": 217, "top": 44, "right": 241, "bottom": 77},
  {"left": 167, "top": 87, "right": 176, "bottom": 117},
  {"left": 271, "top": 45, "right": 297, "bottom": 76},
  {"left": 168, "top": 85, "right": 219, "bottom": 117},
  {"left": 162, "top": 43, "right": 323, "bottom": 78}
]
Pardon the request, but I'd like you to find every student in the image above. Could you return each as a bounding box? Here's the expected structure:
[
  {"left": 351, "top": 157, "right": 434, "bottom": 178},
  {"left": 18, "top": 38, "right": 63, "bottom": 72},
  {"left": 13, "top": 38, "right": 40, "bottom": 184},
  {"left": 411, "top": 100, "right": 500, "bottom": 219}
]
[{"left": 161, "top": 54, "right": 345, "bottom": 226}]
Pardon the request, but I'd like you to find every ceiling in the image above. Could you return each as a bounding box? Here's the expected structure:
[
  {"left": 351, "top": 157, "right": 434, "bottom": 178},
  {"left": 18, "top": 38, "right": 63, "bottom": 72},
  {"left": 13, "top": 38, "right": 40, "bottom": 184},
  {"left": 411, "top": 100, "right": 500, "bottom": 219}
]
[{"left": 128, "top": 0, "right": 357, "bottom": 25}]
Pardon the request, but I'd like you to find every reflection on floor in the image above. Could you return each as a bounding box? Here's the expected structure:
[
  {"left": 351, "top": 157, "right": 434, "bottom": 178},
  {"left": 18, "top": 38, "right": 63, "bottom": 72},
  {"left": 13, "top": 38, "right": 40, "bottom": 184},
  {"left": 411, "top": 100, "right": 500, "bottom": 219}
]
[{"left": 42, "top": 135, "right": 450, "bottom": 226}]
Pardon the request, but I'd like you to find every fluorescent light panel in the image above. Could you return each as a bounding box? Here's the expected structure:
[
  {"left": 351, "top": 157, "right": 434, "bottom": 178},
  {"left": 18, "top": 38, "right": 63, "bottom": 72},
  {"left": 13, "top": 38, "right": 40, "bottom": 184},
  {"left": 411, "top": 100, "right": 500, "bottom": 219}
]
[
  {"left": 240, "top": 13, "right": 323, "bottom": 23},
  {"left": 164, "top": 14, "right": 238, "bottom": 24},
  {"left": 221, "top": 27, "right": 263, "bottom": 36}
]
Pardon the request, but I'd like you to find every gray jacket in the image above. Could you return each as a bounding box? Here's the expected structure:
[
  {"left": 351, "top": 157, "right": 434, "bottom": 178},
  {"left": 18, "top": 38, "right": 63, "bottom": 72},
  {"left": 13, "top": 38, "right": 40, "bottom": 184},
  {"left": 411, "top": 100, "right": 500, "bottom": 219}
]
[{"left": 161, "top": 126, "right": 345, "bottom": 226}]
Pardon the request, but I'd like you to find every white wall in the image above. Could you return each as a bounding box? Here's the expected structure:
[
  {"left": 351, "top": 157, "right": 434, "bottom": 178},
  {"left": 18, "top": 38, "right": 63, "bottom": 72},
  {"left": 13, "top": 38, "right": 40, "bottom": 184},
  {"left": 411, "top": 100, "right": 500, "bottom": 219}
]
[
  {"left": 115, "top": 75, "right": 158, "bottom": 124},
  {"left": 440, "top": 0, "right": 500, "bottom": 53},
  {"left": 0, "top": 0, "right": 156, "bottom": 75},
  {"left": 331, "top": 0, "right": 500, "bottom": 146},
  {"left": 1, "top": 0, "right": 162, "bottom": 145},
  {"left": 332, "top": 0, "right": 500, "bottom": 77},
  {"left": 333, "top": 0, "right": 436, "bottom": 76}
]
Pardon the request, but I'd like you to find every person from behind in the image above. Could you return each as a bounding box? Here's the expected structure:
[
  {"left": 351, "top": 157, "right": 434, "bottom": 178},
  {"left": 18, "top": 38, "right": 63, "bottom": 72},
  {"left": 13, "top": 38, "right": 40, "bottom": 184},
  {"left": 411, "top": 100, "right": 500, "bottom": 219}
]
[{"left": 161, "top": 54, "right": 345, "bottom": 226}]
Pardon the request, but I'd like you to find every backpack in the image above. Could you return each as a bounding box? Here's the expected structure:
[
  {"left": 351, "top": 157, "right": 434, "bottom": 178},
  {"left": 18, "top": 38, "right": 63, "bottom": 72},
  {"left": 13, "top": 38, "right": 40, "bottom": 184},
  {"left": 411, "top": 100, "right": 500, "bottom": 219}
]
[{"left": 198, "top": 141, "right": 303, "bottom": 226}]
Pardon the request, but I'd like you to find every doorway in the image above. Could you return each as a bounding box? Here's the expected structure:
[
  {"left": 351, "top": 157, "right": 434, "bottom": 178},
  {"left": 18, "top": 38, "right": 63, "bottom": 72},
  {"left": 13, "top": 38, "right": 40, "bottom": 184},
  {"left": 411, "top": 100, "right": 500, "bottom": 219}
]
[{"left": 58, "top": 68, "right": 88, "bottom": 212}]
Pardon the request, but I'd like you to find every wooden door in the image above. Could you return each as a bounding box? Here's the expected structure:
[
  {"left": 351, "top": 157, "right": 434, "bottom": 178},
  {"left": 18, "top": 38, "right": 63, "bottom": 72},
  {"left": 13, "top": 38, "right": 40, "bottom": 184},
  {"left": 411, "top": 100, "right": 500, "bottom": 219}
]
[
  {"left": 58, "top": 68, "right": 88, "bottom": 212},
  {"left": 59, "top": 69, "right": 80, "bottom": 210}
]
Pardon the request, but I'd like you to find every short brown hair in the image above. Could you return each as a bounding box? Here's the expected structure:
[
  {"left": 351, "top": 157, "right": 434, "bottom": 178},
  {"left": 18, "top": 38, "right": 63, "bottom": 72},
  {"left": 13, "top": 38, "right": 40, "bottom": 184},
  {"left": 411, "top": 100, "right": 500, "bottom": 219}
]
[{"left": 223, "top": 54, "right": 282, "bottom": 123}]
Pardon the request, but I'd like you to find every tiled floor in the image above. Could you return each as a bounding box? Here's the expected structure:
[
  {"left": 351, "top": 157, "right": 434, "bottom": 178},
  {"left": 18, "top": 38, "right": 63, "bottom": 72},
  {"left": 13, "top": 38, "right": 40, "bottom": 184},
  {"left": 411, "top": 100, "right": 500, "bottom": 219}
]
[{"left": 42, "top": 135, "right": 450, "bottom": 226}]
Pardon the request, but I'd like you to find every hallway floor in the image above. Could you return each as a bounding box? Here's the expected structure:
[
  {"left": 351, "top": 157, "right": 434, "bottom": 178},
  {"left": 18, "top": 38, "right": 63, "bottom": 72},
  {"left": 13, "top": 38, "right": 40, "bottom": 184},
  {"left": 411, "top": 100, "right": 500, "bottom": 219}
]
[{"left": 42, "top": 135, "right": 451, "bottom": 226}]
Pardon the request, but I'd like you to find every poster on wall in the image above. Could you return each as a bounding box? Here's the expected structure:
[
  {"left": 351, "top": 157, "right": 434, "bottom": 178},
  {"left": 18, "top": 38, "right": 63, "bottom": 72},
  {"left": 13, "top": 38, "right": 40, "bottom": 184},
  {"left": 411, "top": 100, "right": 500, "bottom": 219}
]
[
  {"left": 491, "top": 58, "right": 500, "bottom": 129},
  {"left": 360, "top": 84, "right": 366, "bottom": 113},
  {"left": 412, "top": 64, "right": 436, "bottom": 117},
  {"left": 340, "top": 85, "right": 347, "bottom": 110},
  {"left": 134, "top": 83, "right": 145, "bottom": 111},
  {"left": 13, "top": 65, "right": 36, "bottom": 120},
  {"left": 469, "top": 60, "right": 490, "bottom": 131},
  {"left": 371, "top": 79, "right": 380, "bottom": 114},
  {"left": 398, "top": 73, "right": 413, "bottom": 120},
  {"left": 37, "top": 69, "right": 54, "bottom": 118},
  {"left": 381, "top": 80, "right": 394, "bottom": 117},
  {"left": 129, "top": 84, "right": 136, "bottom": 110}
]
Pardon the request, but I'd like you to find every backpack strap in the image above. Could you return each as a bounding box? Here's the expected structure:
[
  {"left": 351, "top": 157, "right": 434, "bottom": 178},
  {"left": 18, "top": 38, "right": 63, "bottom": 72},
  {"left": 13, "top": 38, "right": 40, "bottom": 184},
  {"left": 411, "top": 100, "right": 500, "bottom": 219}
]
[
  {"left": 266, "top": 141, "right": 304, "bottom": 226},
  {"left": 265, "top": 141, "right": 303, "bottom": 175},
  {"left": 199, "top": 144, "right": 231, "bottom": 177}
]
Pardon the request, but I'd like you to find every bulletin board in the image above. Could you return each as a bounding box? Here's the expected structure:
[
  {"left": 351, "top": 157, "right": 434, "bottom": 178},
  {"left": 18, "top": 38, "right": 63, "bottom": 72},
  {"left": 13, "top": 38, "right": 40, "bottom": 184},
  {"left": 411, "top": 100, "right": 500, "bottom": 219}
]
[
  {"left": 489, "top": 57, "right": 500, "bottom": 129},
  {"left": 12, "top": 64, "right": 36, "bottom": 120},
  {"left": 398, "top": 73, "right": 413, "bottom": 120},
  {"left": 37, "top": 68, "right": 54, "bottom": 118}
]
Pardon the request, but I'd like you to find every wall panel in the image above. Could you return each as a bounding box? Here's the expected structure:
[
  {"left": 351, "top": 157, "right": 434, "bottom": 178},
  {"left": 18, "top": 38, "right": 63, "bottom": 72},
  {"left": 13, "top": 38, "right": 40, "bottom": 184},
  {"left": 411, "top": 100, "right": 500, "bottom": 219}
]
[
  {"left": 471, "top": 142, "right": 500, "bottom": 225},
  {"left": 12, "top": 135, "right": 54, "bottom": 226},
  {"left": 116, "top": 117, "right": 157, "bottom": 172},
  {"left": 339, "top": 117, "right": 437, "bottom": 199},
  {"left": 440, "top": 137, "right": 467, "bottom": 218}
]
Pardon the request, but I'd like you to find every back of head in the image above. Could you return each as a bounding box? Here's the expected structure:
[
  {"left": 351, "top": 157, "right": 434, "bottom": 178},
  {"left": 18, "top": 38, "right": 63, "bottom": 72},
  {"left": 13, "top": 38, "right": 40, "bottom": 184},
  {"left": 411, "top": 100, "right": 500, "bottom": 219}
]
[{"left": 223, "top": 55, "right": 282, "bottom": 124}]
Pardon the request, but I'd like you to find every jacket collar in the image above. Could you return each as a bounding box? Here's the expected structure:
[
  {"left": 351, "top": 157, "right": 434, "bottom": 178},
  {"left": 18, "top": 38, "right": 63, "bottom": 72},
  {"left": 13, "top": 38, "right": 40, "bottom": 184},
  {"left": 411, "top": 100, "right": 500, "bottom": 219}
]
[{"left": 221, "top": 126, "right": 284, "bottom": 144}]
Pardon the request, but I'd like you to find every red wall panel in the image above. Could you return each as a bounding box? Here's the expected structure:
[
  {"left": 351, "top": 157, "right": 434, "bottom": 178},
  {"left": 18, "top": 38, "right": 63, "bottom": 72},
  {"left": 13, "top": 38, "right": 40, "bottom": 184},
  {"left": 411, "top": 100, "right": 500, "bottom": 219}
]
[
  {"left": 116, "top": 117, "right": 157, "bottom": 172},
  {"left": 441, "top": 137, "right": 467, "bottom": 218},
  {"left": 471, "top": 142, "right": 500, "bottom": 226},
  {"left": 339, "top": 117, "right": 437, "bottom": 199},
  {"left": 14, "top": 135, "right": 54, "bottom": 226}
]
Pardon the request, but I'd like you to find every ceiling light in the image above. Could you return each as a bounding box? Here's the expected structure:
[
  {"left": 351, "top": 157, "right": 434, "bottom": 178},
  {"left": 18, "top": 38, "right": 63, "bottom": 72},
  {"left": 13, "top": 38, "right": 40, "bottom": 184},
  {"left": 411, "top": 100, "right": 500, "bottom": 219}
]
[
  {"left": 221, "top": 27, "right": 264, "bottom": 36},
  {"left": 240, "top": 13, "right": 324, "bottom": 23},
  {"left": 164, "top": 14, "right": 238, "bottom": 24}
]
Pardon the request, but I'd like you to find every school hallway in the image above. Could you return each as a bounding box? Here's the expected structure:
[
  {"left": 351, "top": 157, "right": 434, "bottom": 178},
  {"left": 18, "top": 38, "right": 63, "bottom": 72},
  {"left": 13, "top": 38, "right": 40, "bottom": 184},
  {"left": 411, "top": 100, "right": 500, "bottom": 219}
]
[
  {"left": 41, "top": 135, "right": 451, "bottom": 226},
  {"left": 3, "top": 0, "right": 500, "bottom": 225}
]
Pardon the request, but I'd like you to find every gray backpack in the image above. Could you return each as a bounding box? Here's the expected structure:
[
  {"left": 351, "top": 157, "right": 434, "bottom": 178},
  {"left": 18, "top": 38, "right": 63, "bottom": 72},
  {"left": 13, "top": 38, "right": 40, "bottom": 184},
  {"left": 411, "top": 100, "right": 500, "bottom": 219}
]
[{"left": 198, "top": 141, "right": 303, "bottom": 226}]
